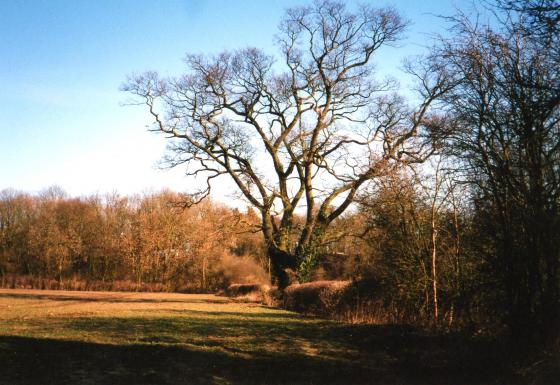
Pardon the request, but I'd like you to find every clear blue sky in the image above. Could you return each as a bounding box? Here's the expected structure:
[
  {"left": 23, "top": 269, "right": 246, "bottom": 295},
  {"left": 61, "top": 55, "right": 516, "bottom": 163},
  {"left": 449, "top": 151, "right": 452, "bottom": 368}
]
[{"left": 0, "top": 0, "right": 458, "bottom": 200}]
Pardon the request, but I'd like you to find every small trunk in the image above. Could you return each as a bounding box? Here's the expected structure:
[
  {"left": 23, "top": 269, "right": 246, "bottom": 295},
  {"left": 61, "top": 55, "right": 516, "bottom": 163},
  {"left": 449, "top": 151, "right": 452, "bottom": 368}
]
[
  {"left": 58, "top": 260, "right": 64, "bottom": 289},
  {"left": 431, "top": 216, "right": 438, "bottom": 325},
  {"left": 452, "top": 199, "right": 461, "bottom": 282},
  {"left": 201, "top": 255, "right": 207, "bottom": 291}
]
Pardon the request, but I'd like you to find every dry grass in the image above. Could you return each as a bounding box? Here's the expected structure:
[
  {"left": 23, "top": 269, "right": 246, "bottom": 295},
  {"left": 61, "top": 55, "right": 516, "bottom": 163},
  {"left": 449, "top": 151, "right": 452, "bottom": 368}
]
[{"left": 0, "top": 288, "right": 514, "bottom": 384}]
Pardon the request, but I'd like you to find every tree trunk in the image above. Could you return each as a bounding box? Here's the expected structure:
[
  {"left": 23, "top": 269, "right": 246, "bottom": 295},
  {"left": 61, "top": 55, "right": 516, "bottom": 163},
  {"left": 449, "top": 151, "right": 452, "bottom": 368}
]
[
  {"left": 267, "top": 246, "right": 297, "bottom": 289},
  {"left": 431, "top": 215, "right": 439, "bottom": 325},
  {"left": 201, "top": 255, "right": 206, "bottom": 291}
]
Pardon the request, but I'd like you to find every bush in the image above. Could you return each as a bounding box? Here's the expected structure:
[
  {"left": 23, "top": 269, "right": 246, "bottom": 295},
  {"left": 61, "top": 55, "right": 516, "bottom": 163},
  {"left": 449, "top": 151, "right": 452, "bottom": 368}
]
[
  {"left": 224, "top": 283, "right": 278, "bottom": 305},
  {"left": 283, "top": 279, "right": 405, "bottom": 324},
  {"left": 283, "top": 280, "right": 350, "bottom": 315}
]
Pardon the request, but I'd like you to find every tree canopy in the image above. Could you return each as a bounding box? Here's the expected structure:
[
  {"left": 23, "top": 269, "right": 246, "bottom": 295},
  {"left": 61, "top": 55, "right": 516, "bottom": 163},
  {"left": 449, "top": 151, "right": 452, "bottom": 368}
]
[{"left": 123, "top": 0, "right": 446, "bottom": 286}]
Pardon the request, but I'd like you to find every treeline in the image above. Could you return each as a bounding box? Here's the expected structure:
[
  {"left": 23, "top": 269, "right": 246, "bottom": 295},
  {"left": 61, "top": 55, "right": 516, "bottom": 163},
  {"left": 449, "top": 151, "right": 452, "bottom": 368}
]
[
  {"left": 0, "top": 175, "right": 490, "bottom": 332},
  {"left": 0, "top": 187, "right": 267, "bottom": 292},
  {"left": 1, "top": 146, "right": 559, "bottom": 349}
]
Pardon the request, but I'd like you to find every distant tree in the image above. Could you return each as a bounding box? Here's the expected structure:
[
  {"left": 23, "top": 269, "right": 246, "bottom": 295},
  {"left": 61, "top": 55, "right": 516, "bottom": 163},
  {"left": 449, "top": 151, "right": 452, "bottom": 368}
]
[
  {"left": 29, "top": 196, "right": 103, "bottom": 286},
  {"left": 94, "top": 193, "right": 134, "bottom": 282},
  {"left": 123, "top": 0, "right": 447, "bottom": 287},
  {"left": 0, "top": 190, "right": 34, "bottom": 278}
]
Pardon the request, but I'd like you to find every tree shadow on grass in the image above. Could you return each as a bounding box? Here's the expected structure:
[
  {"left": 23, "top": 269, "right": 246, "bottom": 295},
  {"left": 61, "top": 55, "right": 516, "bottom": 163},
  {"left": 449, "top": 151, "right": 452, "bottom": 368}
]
[
  {"left": 57, "top": 314, "right": 513, "bottom": 385},
  {"left": 0, "top": 291, "right": 518, "bottom": 384},
  {"left": 0, "top": 335, "right": 389, "bottom": 385}
]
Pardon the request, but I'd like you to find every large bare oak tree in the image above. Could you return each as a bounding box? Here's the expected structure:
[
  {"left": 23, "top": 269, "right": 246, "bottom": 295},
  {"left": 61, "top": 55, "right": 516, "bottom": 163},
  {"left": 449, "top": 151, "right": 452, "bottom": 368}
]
[{"left": 123, "top": 0, "right": 445, "bottom": 287}]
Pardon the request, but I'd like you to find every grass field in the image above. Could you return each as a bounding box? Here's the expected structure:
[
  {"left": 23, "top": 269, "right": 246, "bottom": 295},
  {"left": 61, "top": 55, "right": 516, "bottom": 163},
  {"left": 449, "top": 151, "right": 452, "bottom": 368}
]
[{"left": 0, "top": 289, "right": 510, "bottom": 384}]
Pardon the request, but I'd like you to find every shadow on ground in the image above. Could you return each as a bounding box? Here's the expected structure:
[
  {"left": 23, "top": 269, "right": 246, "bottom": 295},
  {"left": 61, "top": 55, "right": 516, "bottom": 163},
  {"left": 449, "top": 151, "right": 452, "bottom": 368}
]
[
  {"left": 0, "top": 318, "right": 514, "bottom": 385},
  {"left": 0, "top": 335, "right": 376, "bottom": 385},
  {"left": 0, "top": 290, "right": 519, "bottom": 384}
]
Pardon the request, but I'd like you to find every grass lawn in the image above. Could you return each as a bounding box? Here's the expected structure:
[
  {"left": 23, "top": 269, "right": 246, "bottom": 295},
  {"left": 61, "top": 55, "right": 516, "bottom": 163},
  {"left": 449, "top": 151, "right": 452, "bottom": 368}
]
[{"left": 0, "top": 288, "right": 511, "bottom": 384}]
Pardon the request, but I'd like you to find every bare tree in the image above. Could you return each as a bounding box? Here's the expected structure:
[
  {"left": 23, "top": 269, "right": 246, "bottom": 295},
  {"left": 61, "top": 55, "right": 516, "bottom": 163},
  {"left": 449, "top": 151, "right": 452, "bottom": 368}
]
[
  {"left": 427, "top": 2, "right": 560, "bottom": 343},
  {"left": 497, "top": 0, "right": 560, "bottom": 39},
  {"left": 0, "top": 190, "right": 34, "bottom": 281},
  {"left": 415, "top": 157, "right": 456, "bottom": 325},
  {"left": 123, "top": 0, "right": 446, "bottom": 287}
]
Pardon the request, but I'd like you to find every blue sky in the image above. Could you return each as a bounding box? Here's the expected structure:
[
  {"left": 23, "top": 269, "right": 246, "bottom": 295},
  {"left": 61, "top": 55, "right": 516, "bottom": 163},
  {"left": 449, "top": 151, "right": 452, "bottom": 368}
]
[{"left": 0, "top": 0, "right": 458, "bottom": 200}]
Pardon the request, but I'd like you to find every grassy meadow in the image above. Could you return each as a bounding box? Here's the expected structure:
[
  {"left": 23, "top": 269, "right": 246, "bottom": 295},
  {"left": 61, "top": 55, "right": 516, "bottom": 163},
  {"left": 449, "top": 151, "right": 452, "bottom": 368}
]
[{"left": 0, "top": 289, "right": 510, "bottom": 384}]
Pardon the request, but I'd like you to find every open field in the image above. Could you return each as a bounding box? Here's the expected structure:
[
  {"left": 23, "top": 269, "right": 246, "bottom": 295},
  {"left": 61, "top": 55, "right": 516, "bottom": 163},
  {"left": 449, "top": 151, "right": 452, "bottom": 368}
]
[{"left": 0, "top": 289, "right": 510, "bottom": 384}]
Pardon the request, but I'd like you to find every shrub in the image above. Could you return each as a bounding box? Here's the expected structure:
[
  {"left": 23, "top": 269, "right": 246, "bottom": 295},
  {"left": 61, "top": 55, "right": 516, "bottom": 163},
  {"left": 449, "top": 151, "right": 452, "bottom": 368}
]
[
  {"left": 283, "top": 280, "right": 350, "bottom": 315},
  {"left": 224, "top": 283, "right": 278, "bottom": 305},
  {"left": 283, "top": 279, "right": 404, "bottom": 324}
]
